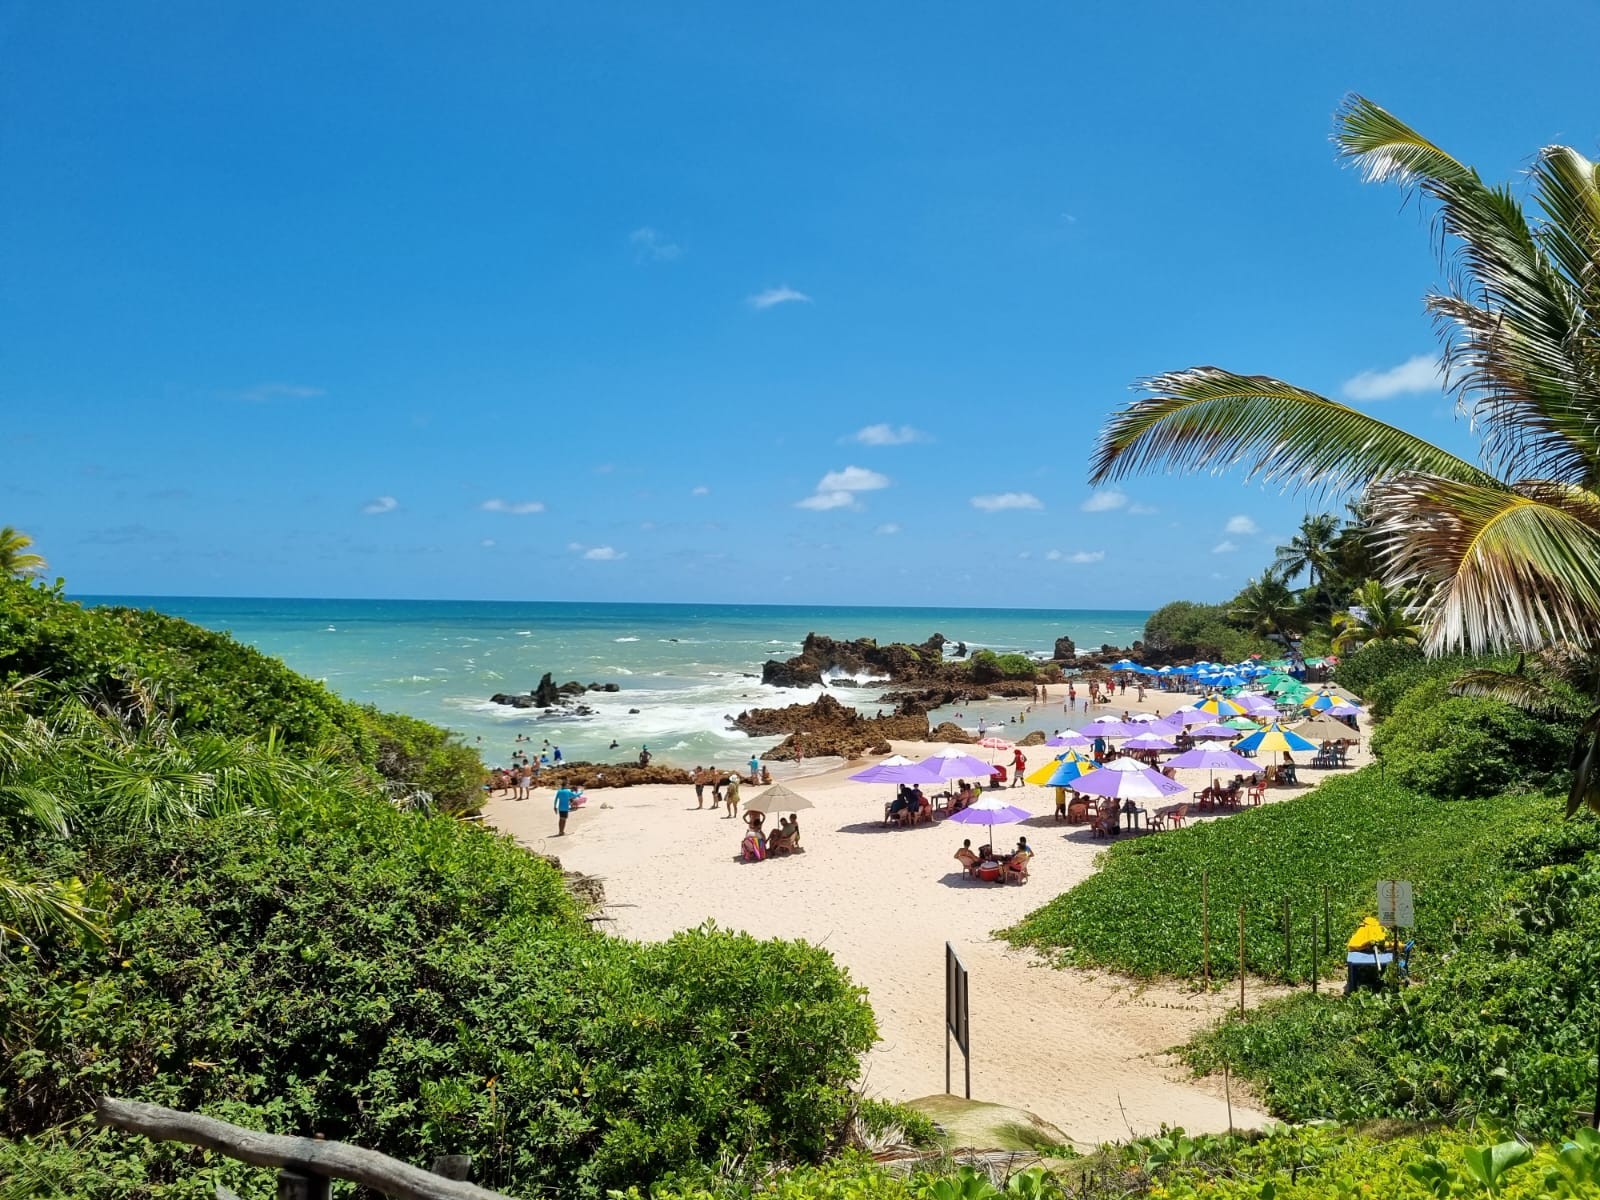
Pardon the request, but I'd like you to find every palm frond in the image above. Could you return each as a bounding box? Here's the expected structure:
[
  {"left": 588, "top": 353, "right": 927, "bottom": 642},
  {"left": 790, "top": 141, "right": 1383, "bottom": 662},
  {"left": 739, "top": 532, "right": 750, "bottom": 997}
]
[
  {"left": 1334, "top": 95, "right": 1474, "bottom": 188},
  {"left": 1368, "top": 475, "right": 1600, "bottom": 652},
  {"left": 0, "top": 871, "right": 107, "bottom": 954},
  {"left": 1089, "top": 368, "right": 1497, "bottom": 491},
  {"left": 1449, "top": 668, "right": 1580, "bottom": 716}
]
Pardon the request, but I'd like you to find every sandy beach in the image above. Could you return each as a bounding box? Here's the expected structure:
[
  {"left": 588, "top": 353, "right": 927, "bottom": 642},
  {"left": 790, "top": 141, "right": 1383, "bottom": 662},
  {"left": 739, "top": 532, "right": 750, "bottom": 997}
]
[{"left": 485, "top": 683, "right": 1366, "bottom": 1146}]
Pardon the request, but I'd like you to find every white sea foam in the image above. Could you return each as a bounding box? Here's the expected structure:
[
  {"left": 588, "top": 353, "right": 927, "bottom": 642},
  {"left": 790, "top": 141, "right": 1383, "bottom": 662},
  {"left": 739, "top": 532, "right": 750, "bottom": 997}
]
[
  {"left": 615, "top": 636, "right": 640, "bottom": 642},
  {"left": 822, "top": 666, "right": 890, "bottom": 686}
]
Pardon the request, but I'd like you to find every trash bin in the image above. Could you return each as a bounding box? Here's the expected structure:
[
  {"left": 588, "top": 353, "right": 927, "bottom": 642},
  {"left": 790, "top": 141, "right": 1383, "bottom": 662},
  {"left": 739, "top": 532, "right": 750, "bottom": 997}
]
[{"left": 1344, "top": 949, "right": 1393, "bottom": 994}]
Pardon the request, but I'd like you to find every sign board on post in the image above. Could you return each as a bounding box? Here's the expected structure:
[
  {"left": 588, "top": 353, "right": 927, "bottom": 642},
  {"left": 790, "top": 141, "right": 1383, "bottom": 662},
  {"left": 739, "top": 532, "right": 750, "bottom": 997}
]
[
  {"left": 1376, "top": 880, "right": 1414, "bottom": 927},
  {"left": 944, "top": 942, "right": 970, "bottom": 1098}
]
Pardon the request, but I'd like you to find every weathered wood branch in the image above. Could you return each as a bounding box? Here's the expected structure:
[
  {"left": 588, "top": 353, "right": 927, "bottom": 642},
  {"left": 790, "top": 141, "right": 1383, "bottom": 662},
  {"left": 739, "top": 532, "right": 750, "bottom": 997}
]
[{"left": 96, "top": 1098, "right": 514, "bottom": 1200}]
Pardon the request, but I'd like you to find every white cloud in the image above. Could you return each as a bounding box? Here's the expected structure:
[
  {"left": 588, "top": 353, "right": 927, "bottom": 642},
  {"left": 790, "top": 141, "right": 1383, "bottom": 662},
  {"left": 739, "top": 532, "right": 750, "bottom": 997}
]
[
  {"left": 876, "top": 522, "right": 901, "bottom": 535},
  {"left": 1045, "top": 549, "right": 1063, "bottom": 561},
  {"left": 1068, "top": 550, "right": 1106, "bottom": 564},
  {"left": 849, "top": 423, "right": 930, "bottom": 446},
  {"left": 691, "top": 485, "right": 710, "bottom": 496},
  {"left": 971, "top": 492, "right": 1043, "bottom": 512},
  {"left": 1081, "top": 490, "right": 1128, "bottom": 513},
  {"left": 748, "top": 285, "right": 811, "bottom": 310},
  {"left": 629, "top": 226, "right": 681, "bottom": 262},
  {"left": 797, "top": 465, "right": 889, "bottom": 511},
  {"left": 1343, "top": 354, "right": 1443, "bottom": 401},
  {"left": 567, "top": 541, "right": 585, "bottom": 551},
  {"left": 1212, "top": 540, "right": 1238, "bottom": 554},
  {"left": 480, "top": 498, "right": 545, "bottom": 515},
  {"left": 235, "top": 382, "right": 325, "bottom": 403},
  {"left": 817, "top": 466, "right": 889, "bottom": 492},
  {"left": 1129, "top": 503, "right": 1158, "bottom": 515},
  {"left": 1018, "top": 551, "right": 1033, "bottom": 560},
  {"left": 481, "top": 538, "right": 496, "bottom": 547},
  {"left": 1225, "top": 514, "right": 1260, "bottom": 535},
  {"left": 583, "top": 545, "right": 625, "bottom": 561},
  {"left": 362, "top": 496, "right": 398, "bottom": 515},
  {"left": 796, "top": 490, "right": 856, "bottom": 511}
]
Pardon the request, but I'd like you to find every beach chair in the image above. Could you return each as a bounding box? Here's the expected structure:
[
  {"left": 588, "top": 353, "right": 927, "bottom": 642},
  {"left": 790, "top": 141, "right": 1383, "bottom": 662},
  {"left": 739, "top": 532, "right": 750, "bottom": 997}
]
[
  {"left": 955, "top": 848, "right": 981, "bottom": 879},
  {"left": 1002, "top": 852, "right": 1031, "bottom": 884},
  {"left": 1167, "top": 804, "right": 1189, "bottom": 829},
  {"left": 1247, "top": 784, "right": 1265, "bottom": 806}
]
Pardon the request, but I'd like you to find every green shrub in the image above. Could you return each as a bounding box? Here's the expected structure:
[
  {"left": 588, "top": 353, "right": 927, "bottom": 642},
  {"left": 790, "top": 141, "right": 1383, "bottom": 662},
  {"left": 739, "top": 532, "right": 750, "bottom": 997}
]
[
  {"left": 1331, "top": 639, "right": 1425, "bottom": 701},
  {"left": 1182, "top": 818, "right": 1600, "bottom": 1137},
  {"left": 0, "top": 581, "right": 483, "bottom": 810},
  {"left": 1142, "top": 601, "right": 1271, "bottom": 664},
  {"left": 1371, "top": 676, "right": 1576, "bottom": 799},
  {"left": 1, "top": 788, "right": 877, "bottom": 1198}
]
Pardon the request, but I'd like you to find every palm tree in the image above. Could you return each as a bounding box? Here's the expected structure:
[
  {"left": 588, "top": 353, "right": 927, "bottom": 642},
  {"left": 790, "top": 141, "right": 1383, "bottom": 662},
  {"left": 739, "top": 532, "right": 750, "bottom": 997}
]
[
  {"left": 1275, "top": 513, "right": 1341, "bottom": 591},
  {"left": 0, "top": 527, "right": 45, "bottom": 579},
  {"left": 1330, "top": 579, "right": 1423, "bottom": 655},
  {"left": 1088, "top": 96, "right": 1600, "bottom": 811},
  {"left": 1230, "top": 569, "right": 1304, "bottom": 651}
]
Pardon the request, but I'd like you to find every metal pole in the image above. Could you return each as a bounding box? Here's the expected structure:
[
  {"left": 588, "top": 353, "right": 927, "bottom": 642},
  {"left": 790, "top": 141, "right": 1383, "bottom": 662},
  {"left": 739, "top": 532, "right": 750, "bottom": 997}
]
[
  {"left": 1323, "top": 884, "right": 1332, "bottom": 954},
  {"left": 1202, "top": 868, "right": 1211, "bottom": 986},
  {"left": 946, "top": 1026, "right": 951, "bottom": 1096}
]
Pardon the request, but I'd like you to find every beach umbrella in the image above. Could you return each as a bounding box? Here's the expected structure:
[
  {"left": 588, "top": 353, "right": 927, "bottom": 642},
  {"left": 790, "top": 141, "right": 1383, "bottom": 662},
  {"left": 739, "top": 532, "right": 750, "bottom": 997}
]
[
  {"left": 1069, "top": 763, "right": 1186, "bottom": 800},
  {"left": 977, "top": 736, "right": 1014, "bottom": 750},
  {"left": 1326, "top": 702, "right": 1362, "bottom": 718},
  {"left": 946, "top": 792, "right": 1031, "bottom": 845},
  {"left": 848, "top": 758, "right": 940, "bottom": 785},
  {"left": 1166, "top": 745, "right": 1259, "bottom": 792},
  {"left": 1045, "top": 729, "right": 1090, "bottom": 747},
  {"left": 745, "top": 783, "right": 816, "bottom": 814},
  {"left": 1168, "top": 707, "right": 1222, "bottom": 727},
  {"left": 1189, "top": 722, "right": 1239, "bottom": 740},
  {"left": 915, "top": 748, "right": 996, "bottom": 781},
  {"left": 1123, "top": 730, "right": 1177, "bottom": 752},
  {"left": 1223, "top": 715, "right": 1262, "bottom": 731},
  {"left": 1126, "top": 711, "right": 1166, "bottom": 723},
  {"left": 1235, "top": 693, "right": 1278, "bottom": 715},
  {"left": 1290, "top": 713, "right": 1363, "bottom": 743},
  {"left": 1233, "top": 723, "right": 1317, "bottom": 755},
  {"left": 1034, "top": 752, "right": 1096, "bottom": 787},
  {"left": 1080, "top": 718, "right": 1137, "bottom": 737},
  {"left": 1193, "top": 694, "right": 1247, "bottom": 717}
]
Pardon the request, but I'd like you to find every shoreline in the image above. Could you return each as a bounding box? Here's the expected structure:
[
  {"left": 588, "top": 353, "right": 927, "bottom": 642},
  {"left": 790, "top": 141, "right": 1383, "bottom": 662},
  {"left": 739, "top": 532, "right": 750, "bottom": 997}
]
[{"left": 484, "top": 681, "right": 1363, "bottom": 1143}]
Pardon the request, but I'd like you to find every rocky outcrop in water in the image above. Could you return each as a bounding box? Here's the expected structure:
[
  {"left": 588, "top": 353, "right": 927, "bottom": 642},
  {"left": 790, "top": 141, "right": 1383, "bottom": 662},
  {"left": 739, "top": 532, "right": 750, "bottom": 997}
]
[
  {"left": 929, "top": 721, "right": 978, "bottom": 743},
  {"left": 761, "top": 632, "right": 950, "bottom": 688},
  {"left": 731, "top": 692, "right": 932, "bottom": 762},
  {"left": 1053, "top": 636, "right": 1076, "bottom": 660},
  {"left": 490, "top": 673, "right": 622, "bottom": 710},
  {"left": 538, "top": 761, "right": 694, "bottom": 790}
]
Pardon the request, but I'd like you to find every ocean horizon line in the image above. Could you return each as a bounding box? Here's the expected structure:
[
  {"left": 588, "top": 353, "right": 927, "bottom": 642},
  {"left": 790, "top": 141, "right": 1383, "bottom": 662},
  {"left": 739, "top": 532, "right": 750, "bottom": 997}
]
[{"left": 73, "top": 593, "right": 1155, "bottom": 620}]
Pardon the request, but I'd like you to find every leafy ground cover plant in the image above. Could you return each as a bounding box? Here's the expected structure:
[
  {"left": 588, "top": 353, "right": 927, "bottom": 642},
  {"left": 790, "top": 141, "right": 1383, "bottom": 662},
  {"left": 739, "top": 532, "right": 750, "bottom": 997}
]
[{"left": 1000, "top": 771, "right": 1538, "bottom": 982}]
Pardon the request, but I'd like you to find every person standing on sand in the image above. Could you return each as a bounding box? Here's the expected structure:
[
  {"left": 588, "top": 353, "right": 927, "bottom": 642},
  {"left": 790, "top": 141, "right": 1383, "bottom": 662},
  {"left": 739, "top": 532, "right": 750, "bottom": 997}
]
[
  {"left": 711, "top": 774, "right": 724, "bottom": 809},
  {"left": 749, "top": 754, "right": 760, "bottom": 782},
  {"left": 692, "top": 766, "right": 706, "bottom": 809},
  {"left": 1011, "top": 747, "right": 1026, "bottom": 787},
  {"left": 726, "top": 774, "right": 741, "bottom": 816},
  {"left": 553, "top": 784, "right": 581, "bottom": 836}
]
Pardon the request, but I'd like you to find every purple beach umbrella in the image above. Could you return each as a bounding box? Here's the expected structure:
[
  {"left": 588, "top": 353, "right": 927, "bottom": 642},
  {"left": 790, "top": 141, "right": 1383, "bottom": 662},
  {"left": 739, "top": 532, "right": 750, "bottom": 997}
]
[
  {"left": 1045, "top": 729, "right": 1091, "bottom": 748},
  {"left": 1167, "top": 708, "right": 1222, "bottom": 728},
  {"left": 946, "top": 793, "right": 1031, "bottom": 847},
  {"left": 1123, "top": 731, "right": 1177, "bottom": 751},
  {"left": 916, "top": 749, "right": 996, "bottom": 781},
  {"left": 848, "top": 759, "right": 940, "bottom": 785},
  {"left": 1188, "top": 722, "right": 1239, "bottom": 740},
  {"left": 1069, "top": 764, "right": 1187, "bottom": 800},
  {"left": 1080, "top": 719, "right": 1137, "bottom": 738},
  {"left": 1167, "top": 747, "right": 1257, "bottom": 773}
]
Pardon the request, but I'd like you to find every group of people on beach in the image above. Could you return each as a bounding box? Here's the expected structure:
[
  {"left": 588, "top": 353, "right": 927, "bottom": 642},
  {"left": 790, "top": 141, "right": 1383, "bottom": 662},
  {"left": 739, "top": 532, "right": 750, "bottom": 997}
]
[
  {"left": 955, "top": 836, "right": 1033, "bottom": 884},
  {"left": 741, "top": 808, "right": 801, "bottom": 861}
]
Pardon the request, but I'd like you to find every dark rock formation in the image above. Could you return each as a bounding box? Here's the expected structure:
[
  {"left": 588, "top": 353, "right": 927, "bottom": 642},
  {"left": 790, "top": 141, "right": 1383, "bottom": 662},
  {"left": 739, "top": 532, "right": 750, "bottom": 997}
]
[
  {"left": 1018, "top": 730, "right": 1048, "bottom": 746},
  {"left": 490, "top": 674, "right": 620, "bottom": 709},
  {"left": 761, "top": 631, "right": 949, "bottom": 688},
  {"left": 540, "top": 761, "right": 694, "bottom": 790},
  {"left": 929, "top": 721, "right": 978, "bottom": 744},
  {"left": 731, "top": 692, "right": 932, "bottom": 762},
  {"left": 534, "top": 672, "right": 562, "bottom": 707},
  {"left": 1053, "top": 635, "right": 1076, "bottom": 661}
]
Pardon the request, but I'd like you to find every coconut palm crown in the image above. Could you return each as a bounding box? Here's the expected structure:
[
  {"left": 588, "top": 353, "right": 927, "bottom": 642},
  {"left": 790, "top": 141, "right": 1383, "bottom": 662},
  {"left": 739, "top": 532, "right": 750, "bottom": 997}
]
[{"left": 1090, "top": 95, "right": 1600, "bottom": 660}]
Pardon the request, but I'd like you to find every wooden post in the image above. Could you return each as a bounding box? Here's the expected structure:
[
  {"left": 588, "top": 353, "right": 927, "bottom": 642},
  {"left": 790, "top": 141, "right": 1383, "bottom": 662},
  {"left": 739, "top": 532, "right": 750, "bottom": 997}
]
[
  {"left": 1223, "top": 1060, "right": 1234, "bottom": 1136},
  {"left": 1201, "top": 869, "right": 1211, "bottom": 986},
  {"left": 1282, "top": 895, "right": 1292, "bottom": 982},
  {"left": 1311, "top": 912, "right": 1319, "bottom": 994},
  {"left": 1323, "top": 884, "right": 1332, "bottom": 953},
  {"left": 1237, "top": 905, "right": 1246, "bottom": 1017}
]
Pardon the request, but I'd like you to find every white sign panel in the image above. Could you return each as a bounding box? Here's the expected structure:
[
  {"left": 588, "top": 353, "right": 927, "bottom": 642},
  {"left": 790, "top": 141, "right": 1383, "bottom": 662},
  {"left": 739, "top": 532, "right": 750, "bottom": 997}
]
[{"left": 1377, "top": 879, "right": 1414, "bottom": 926}]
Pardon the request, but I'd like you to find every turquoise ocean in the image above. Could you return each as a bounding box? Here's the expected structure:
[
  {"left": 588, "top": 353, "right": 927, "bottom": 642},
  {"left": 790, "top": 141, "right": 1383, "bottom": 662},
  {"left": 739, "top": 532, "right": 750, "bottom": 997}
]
[{"left": 78, "top": 598, "right": 1148, "bottom": 769}]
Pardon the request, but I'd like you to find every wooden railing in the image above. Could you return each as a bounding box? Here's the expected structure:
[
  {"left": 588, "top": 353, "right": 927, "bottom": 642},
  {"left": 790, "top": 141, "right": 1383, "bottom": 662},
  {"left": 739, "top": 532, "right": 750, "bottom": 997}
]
[{"left": 96, "top": 1098, "right": 514, "bottom": 1200}]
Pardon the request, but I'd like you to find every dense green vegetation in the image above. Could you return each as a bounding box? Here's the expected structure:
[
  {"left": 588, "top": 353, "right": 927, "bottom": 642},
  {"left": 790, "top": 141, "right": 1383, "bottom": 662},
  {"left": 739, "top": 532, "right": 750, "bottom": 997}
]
[
  {"left": 1140, "top": 601, "right": 1275, "bottom": 664},
  {"left": 0, "top": 577, "right": 882, "bottom": 1198},
  {"left": 614, "top": 1124, "right": 1600, "bottom": 1199},
  {"left": 0, "top": 580, "right": 485, "bottom": 813},
  {"left": 1001, "top": 774, "right": 1541, "bottom": 982}
]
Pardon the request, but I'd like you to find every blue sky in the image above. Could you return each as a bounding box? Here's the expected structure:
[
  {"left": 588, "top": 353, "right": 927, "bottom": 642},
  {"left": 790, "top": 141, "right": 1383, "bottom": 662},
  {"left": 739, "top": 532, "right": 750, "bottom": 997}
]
[{"left": 6, "top": 2, "right": 1599, "bottom": 608}]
